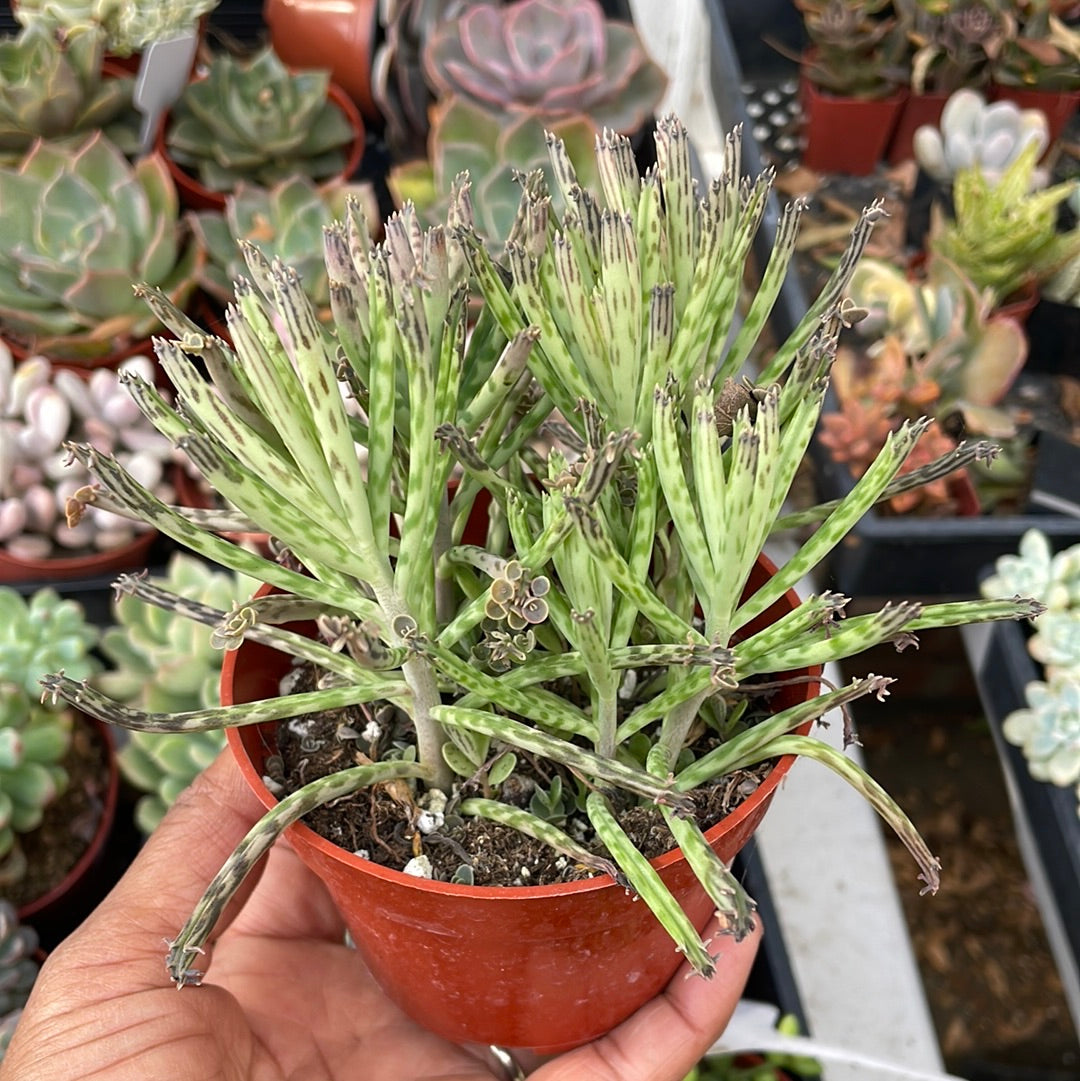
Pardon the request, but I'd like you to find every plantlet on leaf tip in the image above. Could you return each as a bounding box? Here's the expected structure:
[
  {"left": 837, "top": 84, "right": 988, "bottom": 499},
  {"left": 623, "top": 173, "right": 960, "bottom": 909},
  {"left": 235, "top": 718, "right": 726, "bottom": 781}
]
[{"left": 40, "top": 114, "right": 1039, "bottom": 986}]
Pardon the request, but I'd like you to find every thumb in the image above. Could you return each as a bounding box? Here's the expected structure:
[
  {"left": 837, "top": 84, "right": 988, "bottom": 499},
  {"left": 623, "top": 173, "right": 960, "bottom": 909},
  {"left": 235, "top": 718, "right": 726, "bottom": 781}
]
[{"left": 61, "top": 748, "right": 270, "bottom": 976}]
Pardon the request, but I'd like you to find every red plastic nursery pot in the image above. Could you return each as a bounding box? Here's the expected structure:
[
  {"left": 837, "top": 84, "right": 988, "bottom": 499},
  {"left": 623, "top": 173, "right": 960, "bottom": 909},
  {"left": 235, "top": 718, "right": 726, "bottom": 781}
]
[
  {"left": 800, "top": 74, "right": 908, "bottom": 176},
  {"left": 222, "top": 553, "right": 822, "bottom": 1052},
  {"left": 886, "top": 89, "right": 952, "bottom": 166},
  {"left": 156, "top": 82, "right": 366, "bottom": 212},
  {"left": 0, "top": 528, "right": 158, "bottom": 585},
  {"left": 990, "top": 84, "right": 1080, "bottom": 146}
]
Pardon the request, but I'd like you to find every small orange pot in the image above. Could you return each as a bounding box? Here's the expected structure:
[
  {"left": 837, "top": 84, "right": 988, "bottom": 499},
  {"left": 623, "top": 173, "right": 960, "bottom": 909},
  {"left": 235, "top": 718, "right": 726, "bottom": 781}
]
[{"left": 222, "top": 554, "right": 821, "bottom": 1052}]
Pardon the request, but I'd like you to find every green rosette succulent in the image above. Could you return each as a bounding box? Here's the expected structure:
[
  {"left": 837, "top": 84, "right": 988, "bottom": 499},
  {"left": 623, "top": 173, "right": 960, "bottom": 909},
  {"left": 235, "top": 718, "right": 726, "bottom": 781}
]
[
  {"left": 15, "top": 0, "right": 219, "bottom": 58},
  {"left": 0, "top": 588, "right": 98, "bottom": 884},
  {"left": 98, "top": 554, "right": 256, "bottom": 833},
  {"left": 389, "top": 95, "right": 600, "bottom": 246},
  {"left": 166, "top": 46, "right": 356, "bottom": 193},
  {"left": 0, "top": 22, "right": 138, "bottom": 166},
  {"left": 0, "top": 132, "right": 202, "bottom": 362},
  {"left": 188, "top": 176, "right": 379, "bottom": 312}
]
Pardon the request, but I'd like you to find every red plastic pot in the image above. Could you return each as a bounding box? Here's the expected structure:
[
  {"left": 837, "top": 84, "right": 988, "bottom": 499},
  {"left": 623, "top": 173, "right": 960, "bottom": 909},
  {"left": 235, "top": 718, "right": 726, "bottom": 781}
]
[
  {"left": 157, "top": 81, "right": 366, "bottom": 212},
  {"left": 886, "top": 89, "right": 952, "bottom": 166},
  {"left": 222, "top": 554, "right": 821, "bottom": 1052},
  {"left": 990, "top": 83, "right": 1080, "bottom": 146},
  {"left": 800, "top": 73, "right": 908, "bottom": 176},
  {"left": 0, "top": 528, "right": 158, "bottom": 585},
  {"left": 264, "top": 0, "right": 380, "bottom": 121},
  {"left": 17, "top": 715, "right": 119, "bottom": 943}
]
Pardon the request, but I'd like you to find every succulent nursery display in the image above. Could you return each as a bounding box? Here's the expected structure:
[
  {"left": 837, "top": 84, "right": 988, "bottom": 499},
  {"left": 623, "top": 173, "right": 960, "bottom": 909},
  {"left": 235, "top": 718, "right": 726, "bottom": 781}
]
[
  {"left": 981, "top": 530, "right": 1080, "bottom": 812},
  {"left": 795, "top": 0, "right": 909, "bottom": 97},
  {"left": 0, "top": 22, "right": 138, "bottom": 166},
  {"left": 163, "top": 45, "right": 360, "bottom": 195},
  {"left": 818, "top": 257, "right": 1029, "bottom": 514},
  {"left": 188, "top": 176, "right": 380, "bottom": 314},
  {"left": 0, "top": 132, "right": 202, "bottom": 364},
  {"left": 40, "top": 115, "right": 1041, "bottom": 1049},
  {"left": 913, "top": 87, "right": 1050, "bottom": 186},
  {"left": 14, "top": 0, "right": 219, "bottom": 59},
  {"left": 894, "top": 0, "right": 1008, "bottom": 94},
  {"left": 0, "top": 351, "right": 176, "bottom": 563},
  {"left": 0, "top": 901, "right": 39, "bottom": 1063},
  {"left": 387, "top": 0, "right": 666, "bottom": 239},
  {"left": 928, "top": 141, "right": 1080, "bottom": 305},
  {"left": 97, "top": 554, "right": 255, "bottom": 834},
  {"left": 992, "top": 0, "right": 1080, "bottom": 91},
  {"left": 0, "top": 587, "right": 98, "bottom": 891}
]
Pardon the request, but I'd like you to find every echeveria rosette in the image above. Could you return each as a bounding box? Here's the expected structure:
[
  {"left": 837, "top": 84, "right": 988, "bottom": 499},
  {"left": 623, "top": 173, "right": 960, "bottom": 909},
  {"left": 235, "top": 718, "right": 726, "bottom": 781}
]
[
  {"left": 1003, "top": 677, "right": 1080, "bottom": 789},
  {"left": 166, "top": 46, "right": 356, "bottom": 193},
  {"left": 188, "top": 176, "right": 380, "bottom": 312},
  {"left": 981, "top": 528, "right": 1080, "bottom": 613},
  {"left": 0, "top": 133, "right": 202, "bottom": 362},
  {"left": 14, "top": 0, "right": 219, "bottom": 58},
  {"left": 389, "top": 96, "right": 599, "bottom": 244},
  {"left": 0, "top": 22, "right": 138, "bottom": 166},
  {"left": 422, "top": 0, "right": 666, "bottom": 135}
]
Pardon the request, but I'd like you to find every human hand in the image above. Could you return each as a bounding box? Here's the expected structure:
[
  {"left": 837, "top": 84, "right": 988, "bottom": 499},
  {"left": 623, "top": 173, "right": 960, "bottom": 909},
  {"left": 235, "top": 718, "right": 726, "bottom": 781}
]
[{"left": 0, "top": 750, "right": 760, "bottom": 1081}]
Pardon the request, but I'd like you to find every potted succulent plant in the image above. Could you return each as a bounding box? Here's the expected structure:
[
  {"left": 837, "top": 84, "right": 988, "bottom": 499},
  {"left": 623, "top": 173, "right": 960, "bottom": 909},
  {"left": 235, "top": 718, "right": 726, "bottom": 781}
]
[
  {"left": 0, "top": 587, "right": 117, "bottom": 948},
  {"left": 13, "top": 0, "right": 220, "bottom": 70},
  {"left": 0, "top": 132, "right": 203, "bottom": 369},
  {"left": 0, "top": 21, "right": 139, "bottom": 165},
  {"left": 886, "top": 0, "right": 1011, "bottom": 163},
  {"left": 97, "top": 553, "right": 255, "bottom": 834},
  {"left": 0, "top": 350, "right": 177, "bottom": 582},
  {"left": 973, "top": 529, "right": 1080, "bottom": 996},
  {"left": 157, "top": 44, "right": 365, "bottom": 212},
  {"left": 793, "top": 0, "right": 911, "bottom": 174},
  {"left": 906, "top": 87, "right": 1050, "bottom": 248},
  {"left": 385, "top": 0, "right": 667, "bottom": 242},
  {"left": 990, "top": 0, "right": 1080, "bottom": 142},
  {"left": 41, "top": 115, "right": 1039, "bottom": 1052}
]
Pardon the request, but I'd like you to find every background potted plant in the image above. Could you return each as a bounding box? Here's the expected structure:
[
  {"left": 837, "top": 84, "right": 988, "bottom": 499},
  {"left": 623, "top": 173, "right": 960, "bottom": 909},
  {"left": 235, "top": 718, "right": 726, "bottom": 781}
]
[
  {"left": 0, "top": 21, "right": 139, "bottom": 165},
  {"left": 0, "top": 132, "right": 203, "bottom": 369},
  {"left": 793, "top": 0, "right": 910, "bottom": 174},
  {"left": 40, "top": 111, "right": 1041, "bottom": 1053},
  {"left": 0, "top": 587, "right": 117, "bottom": 950},
  {"left": 157, "top": 44, "right": 365, "bottom": 211},
  {"left": 0, "top": 352, "right": 176, "bottom": 582},
  {"left": 386, "top": 0, "right": 667, "bottom": 243},
  {"left": 0, "top": 901, "right": 40, "bottom": 1065}
]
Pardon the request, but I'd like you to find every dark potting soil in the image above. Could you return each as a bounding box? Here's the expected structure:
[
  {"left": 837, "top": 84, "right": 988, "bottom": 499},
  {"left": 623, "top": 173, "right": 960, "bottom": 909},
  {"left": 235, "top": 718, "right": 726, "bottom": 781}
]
[
  {"left": 0, "top": 717, "right": 110, "bottom": 909},
  {"left": 273, "top": 666, "right": 773, "bottom": 888}
]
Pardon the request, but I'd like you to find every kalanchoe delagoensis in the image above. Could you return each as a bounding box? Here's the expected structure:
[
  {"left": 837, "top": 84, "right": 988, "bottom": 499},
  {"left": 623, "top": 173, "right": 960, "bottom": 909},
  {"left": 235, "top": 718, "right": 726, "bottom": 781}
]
[
  {"left": 0, "top": 587, "right": 98, "bottom": 885},
  {"left": 98, "top": 554, "right": 257, "bottom": 833},
  {"left": 913, "top": 88, "right": 1049, "bottom": 186},
  {"left": 0, "top": 132, "right": 202, "bottom": 362},
  {"left": 422, "top": 0, "right": 667, "bottom": 136},
  {"left": 40, "top": 116, "right": 1040, "bottom": 1007},
  {"left": 14, "top": 0, "right": 219, "bottom": 58},
  {"left": 0, "top": 22, "right": 138, "bottom": 166},
  {"left": 188, "top": 176, "right": 380, "bottom": 314},
  {"left": 165, "top": 46, "right": 357, "bottom": 193},
  {"left": 0, "top": 349, "right": 176, "bottom": 561}
]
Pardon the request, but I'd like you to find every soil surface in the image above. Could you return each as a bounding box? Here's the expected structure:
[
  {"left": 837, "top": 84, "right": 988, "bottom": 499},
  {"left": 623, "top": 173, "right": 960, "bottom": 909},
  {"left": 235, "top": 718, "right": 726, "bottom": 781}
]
[
  {"left": 0, "top": 715, "right": 111, "bottom": 910},
  {"left": 841, "top": 628, "right": 1080, "bottom": 1079}
]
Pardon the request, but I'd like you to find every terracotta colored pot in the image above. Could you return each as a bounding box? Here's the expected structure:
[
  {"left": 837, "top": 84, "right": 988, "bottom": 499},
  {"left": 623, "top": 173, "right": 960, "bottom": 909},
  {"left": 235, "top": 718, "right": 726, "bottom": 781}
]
[
  {"left": 1, "top": 329, "right": 158, "bottom": 376},
  {"left": 990, "top": 83, "right": 1080, "bottom": 146},
  {"left": 157, "top": 81, "right": 366, "bottom": 212},
  {"left": 222, "top": 554, "right": 821, "bottom": 1052},
  {"left": 17, "top": 715, "right": 119, "bottom": 945},
  {"left": 886, "top": 89, "right": 952, "bottom": 166},
  {"left": 263, "top": 0, "right": 380, "bottom": 121},
  {"left": 0, "top": 528, "right": 158, "bottom": 585},
  {"left": 800, "top": 73, "right": 908, "bottom": 176}
]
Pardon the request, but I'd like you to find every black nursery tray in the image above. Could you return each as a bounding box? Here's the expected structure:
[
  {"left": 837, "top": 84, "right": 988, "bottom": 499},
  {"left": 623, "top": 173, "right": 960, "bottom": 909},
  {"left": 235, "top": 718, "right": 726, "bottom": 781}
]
[{"left": 969, "top": 619, "right": 1080, "bottom": 1033}]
